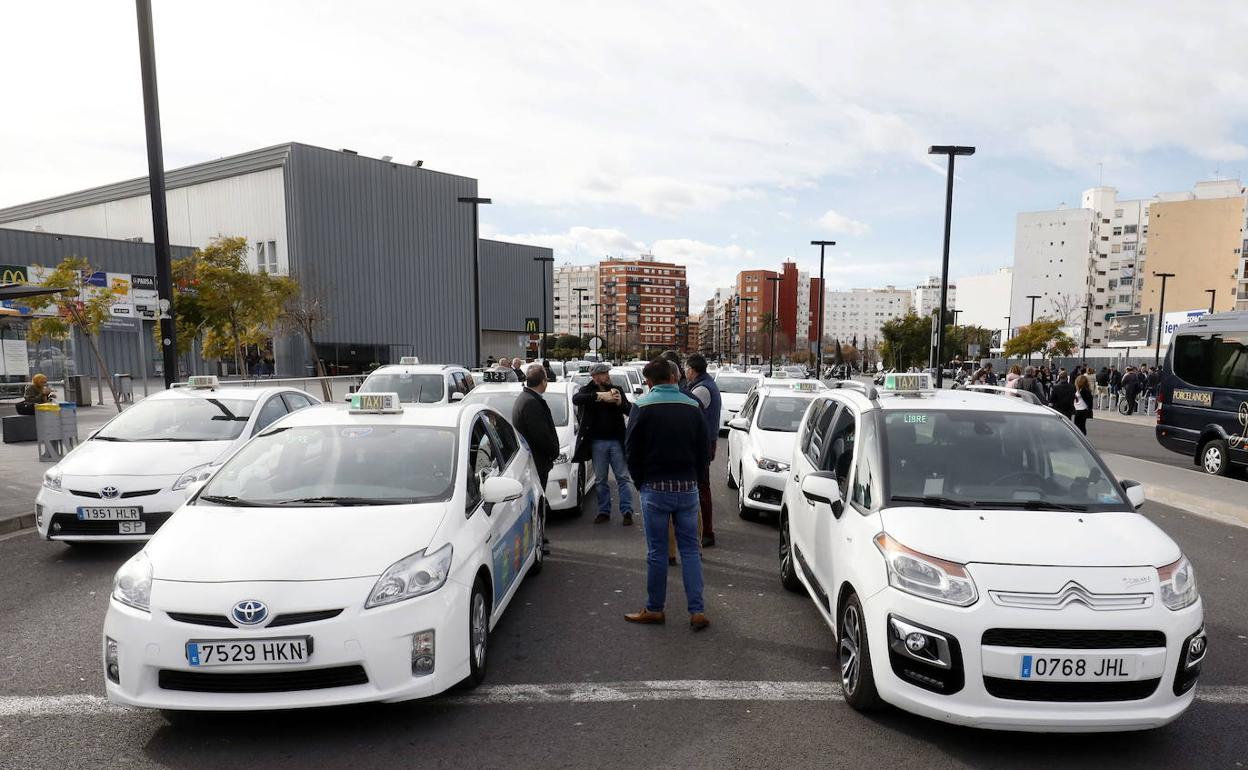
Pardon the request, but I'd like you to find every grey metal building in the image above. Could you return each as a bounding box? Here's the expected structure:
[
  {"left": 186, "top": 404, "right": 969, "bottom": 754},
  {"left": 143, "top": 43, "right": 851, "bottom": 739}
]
[
  {"left": 479, "top": 239, "right": 553, "bottom": 361},
  {"left": 0, "top": 142, "right": 551, "bottom": 374}
]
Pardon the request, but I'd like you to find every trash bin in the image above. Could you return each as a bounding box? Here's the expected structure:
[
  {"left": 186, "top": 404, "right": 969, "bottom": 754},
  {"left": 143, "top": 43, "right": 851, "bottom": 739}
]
[
  {"left": 35, "top": 402, "right": 63, "bottom": 462},
  {"left": 113, "top": 373, "right": 134, "bottom": 404},
  {"left": 66, "top": 375, "right": 90, "bottom": 407}
]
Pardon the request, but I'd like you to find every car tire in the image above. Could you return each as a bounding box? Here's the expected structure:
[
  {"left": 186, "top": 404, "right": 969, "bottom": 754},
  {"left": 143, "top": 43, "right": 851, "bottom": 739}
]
[
  {"left": 528, "top": 501, "right": 546, "bottom": 576},
  {"left": 838, "top": 593, "right": 883, "bottom": 711},
  {"left": 1200, "top": 438, "right": 1231, "bottom": 476},
  {"left": 738, "top": 483, "right": 758, "bottom": 522},
  {"left": 572, "top": 463, "right": 586, "bottom": 517},
  {"left": 779, "top": 510, "right": 802, "bottom": 593},
  {"left": 726, "top": 449, "right": 738, "bottom": 489},
  {"left": 465, "top": 578, "right": 491, "bottom": 688}
]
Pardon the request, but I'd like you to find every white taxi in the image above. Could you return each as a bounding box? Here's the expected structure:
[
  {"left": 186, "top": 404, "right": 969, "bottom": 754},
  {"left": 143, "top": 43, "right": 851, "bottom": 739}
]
[
  {"left": 780, "top": 373, "right": 1205, "bottom": 732},
  {"left": 725, "top": 381, "right": 824, "bottom": 520},
  {"left": 460, "top": 381, "right": 595, "bottom": 512},
  {"left": 713, "top": 370, "right": 765, "bottom": 434},
  {"left": 103, "top": 392, "right": 546, "bottom": 711},
  {"left": 354, "top": 362, "right": 475, "bottom": 405},
  {"left": 36, "top": 376, "right": 318, "bottom": 543}
]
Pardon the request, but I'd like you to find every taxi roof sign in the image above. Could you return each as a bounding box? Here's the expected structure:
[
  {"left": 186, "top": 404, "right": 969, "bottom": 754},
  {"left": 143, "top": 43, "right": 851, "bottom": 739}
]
[
  {"left": 883, "top": 372, "right": 934, "bottom": 394},
  {"left": 398, "top": 356, "right": 421, "bottom": 365},
  {"left": 790, "top": 381, "right": 819, "bottom": 392},
  {"left": 186, "top": 375, "right": 219, "bottom": 390},
  {"left": 349, "top": 392, "right": 404, "bottom": 414}
]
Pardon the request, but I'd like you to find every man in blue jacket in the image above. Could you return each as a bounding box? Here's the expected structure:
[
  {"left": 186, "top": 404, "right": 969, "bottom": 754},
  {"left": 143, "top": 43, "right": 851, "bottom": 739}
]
[
  {"left": 623, "top": 360, "right": 709, "bottom": 630},
  {"left": 685, "top": 353, "right": 722, "bottom": 547}
]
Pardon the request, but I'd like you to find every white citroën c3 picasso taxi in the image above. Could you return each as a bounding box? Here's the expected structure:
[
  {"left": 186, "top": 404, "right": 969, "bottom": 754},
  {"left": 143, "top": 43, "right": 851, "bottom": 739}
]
[
  {"left": 103, "top": 392, "right": 546, "bottom": 711},
  {"left": 780, "top": 374, "right": 1205, "bottom": 732}
]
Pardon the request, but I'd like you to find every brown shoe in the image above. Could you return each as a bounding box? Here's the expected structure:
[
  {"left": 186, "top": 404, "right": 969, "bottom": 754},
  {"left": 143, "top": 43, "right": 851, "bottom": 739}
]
[
  {"left": 624, "top": 609, "right": 666, "bottom": 624},
  {"left": 690, "top": 613, "right": 710, "bottom": 631}
]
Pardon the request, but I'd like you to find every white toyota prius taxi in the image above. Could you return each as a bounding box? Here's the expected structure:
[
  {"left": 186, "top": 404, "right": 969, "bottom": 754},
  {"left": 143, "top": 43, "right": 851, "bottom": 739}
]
[
  {"left": 36, "top": 376, "right": 318, "bottom": 543},
  {"left": 781, "top": 374, "right": 1205, "bottom": 732},
  {"left": 725, "top": 381, "right": 824, "bottom": 519},
  {"left": 103, "top": 392, "right": 546, "bottom": 711}
]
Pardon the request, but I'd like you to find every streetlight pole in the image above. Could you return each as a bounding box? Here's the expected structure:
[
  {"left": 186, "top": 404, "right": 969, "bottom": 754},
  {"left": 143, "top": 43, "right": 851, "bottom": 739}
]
[
  {"left": 1206, "top": 288, "right": 1217, "bottom": 314},
  {"left": 811, "top": 240, "right": 835, "bottom": 377},
  {"left": 737, "top": 296, "right": 755, "bottom": 367},
  {"left": 766, "top": 275, "right": 783, "bottom": 376},
  {"left": 1153, "top": 272, "right": 1176, "bottom": 366},
  {"left": 1081, "top": 301, "right": 1091, "bottom": 367},
  {"left": 1003, "top": 316, "right": 1011, "bottom": 346},
  {"left": 533, "top": 255, "right": 554, "bottom": 358},
  {"left": 573, "top": 287, "right": 587, "bottom": 355},
  {"left": 928, "top": 144, "right": 976, "bottom": 388},
  {"left": 457, "top": 195, "right": 492, "bottom": 367},
  {"left": 135, "top": 0, "right": 178, "bottom": 388},
  {"left": 1026, "top": 294, "right": 1041, "bottom": 367},
  {"left": 591, "top": 302, "right": 601, "bottom": 357}
]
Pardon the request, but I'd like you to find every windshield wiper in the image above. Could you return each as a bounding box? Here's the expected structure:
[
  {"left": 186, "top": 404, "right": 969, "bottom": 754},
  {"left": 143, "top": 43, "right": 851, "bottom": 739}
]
[
  {"left": 976, "top": 500, "right": 1090, "bottom": 512},
  {"left": 146, "top": 437, "right": 215, "bottom": 442},
  {"left": 197, "top": 494, "right": 265, "bottom": 507},
  {"left": 888, "top": 495, "right": 970, "bottom": 509},
  {"left": 272, "top": 496, "right": 411, "bottom": 507},
  {"left": 92, "top": 435, "right": 131, "bottom": 442},
  {"left": 205, "top": 398, "right": 246, "bottom": 421}
]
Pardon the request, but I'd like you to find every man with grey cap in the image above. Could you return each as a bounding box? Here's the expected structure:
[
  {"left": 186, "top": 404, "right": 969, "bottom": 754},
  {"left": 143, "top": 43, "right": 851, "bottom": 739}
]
[{"left": 572, "top": 362, "right": 635, "bottom": 524}]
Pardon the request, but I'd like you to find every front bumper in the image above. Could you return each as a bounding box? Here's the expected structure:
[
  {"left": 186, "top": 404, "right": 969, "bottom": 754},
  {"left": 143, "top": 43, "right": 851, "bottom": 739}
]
[
  {"left": 740, "top": 465, "right": 786, "bottom": 512},
  {"left": 859, "top": 580, "right": 1204, "bottom": 732},
  {"left": 103, "top": 576, "right": 472, "bottom": 711},
  {"left": 545, "top": 461, "right": 588, "bottom": 511},
  {"left": 36, "top": 481, "right": 184, "bottom": 542}
]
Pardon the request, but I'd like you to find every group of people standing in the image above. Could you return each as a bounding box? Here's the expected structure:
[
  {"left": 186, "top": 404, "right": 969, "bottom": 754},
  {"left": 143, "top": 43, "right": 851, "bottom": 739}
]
[
  {"left": 997, "top": 364, "right": 1097, "bottom": 434},
  {"left": 508, "top": 352, "right": 721, "bottom": 633}
]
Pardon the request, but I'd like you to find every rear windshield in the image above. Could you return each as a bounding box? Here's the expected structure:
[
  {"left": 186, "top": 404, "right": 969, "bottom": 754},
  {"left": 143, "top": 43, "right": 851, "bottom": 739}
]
[
  {"left": 716, "top": 376, "right": 758, "bottom": 394},
  {"left": 95, "top": 397, "right": 255, "bottom": 442},
  {"left": 360, "top": 373, "right": 446, "bottom": 403}
]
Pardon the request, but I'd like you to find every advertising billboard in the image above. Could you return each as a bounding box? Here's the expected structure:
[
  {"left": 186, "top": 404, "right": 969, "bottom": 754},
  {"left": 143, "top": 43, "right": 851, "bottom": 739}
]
[
  {"left": 1105, "top": 313, "right": 1152, "bottom": 348},
  {"left": 1161, "top": 309, "right": 1208, "bottom": 345}
]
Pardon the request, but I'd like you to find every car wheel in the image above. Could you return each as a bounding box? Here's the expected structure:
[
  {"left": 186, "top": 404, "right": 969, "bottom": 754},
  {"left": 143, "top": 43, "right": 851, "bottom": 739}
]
[
  {"left": 726, "top": 449, "right": 738, "bottom": 489},
  {"left": 571, "top": 463, "right": 586, "bottom": 517},
  {"left": 1201, "top": 438, "right": 1231, "bottom": 476},
  {"left": 466, "top": 578, "right": 491, "bottom": 688},
  {"left": 528, "top": 501, "right": 546, "bottom": 576},
  {"left": 778, "top": 511, "right": 802, "bottom": 593},
  {"left": 838, "top": 593, "right": 883, "bottom": 710},
  {"left": 738, "top": 483, "right": 758, "bottom": 522}
]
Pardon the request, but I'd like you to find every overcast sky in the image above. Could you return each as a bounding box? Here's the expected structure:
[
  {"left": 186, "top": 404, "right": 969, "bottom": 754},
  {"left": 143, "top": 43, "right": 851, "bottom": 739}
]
[{"left": 4, "top": 2, "right": 1247, "bottom": 305}]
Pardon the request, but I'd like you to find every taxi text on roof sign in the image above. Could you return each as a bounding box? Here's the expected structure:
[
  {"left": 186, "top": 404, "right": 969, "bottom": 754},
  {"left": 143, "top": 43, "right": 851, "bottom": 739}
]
[
  {"left": 791, "top": 381, "right": 819, "bottom": 392},
  {"left": 349, "top": 392, "right": 404, "bottom": 414},
  {"left": 398, "top": 356, "right": 421, "bottom": 365},
  {"left": 186, "top": 375, "right": 219, "bottom": 389},
  {"left": 883, "top": 372, "right": 933, "bottom": 393}
]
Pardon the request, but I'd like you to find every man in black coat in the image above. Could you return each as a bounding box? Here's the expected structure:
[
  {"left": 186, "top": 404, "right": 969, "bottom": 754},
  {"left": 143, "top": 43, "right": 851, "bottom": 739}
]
[
  {"left": 572, "top": 363, "right": 635, "bottom": 524},
  {"left": 1049, "top": 374, "right": 1077, "bottom": 419},
  {"left": 1122, "top": 366, "right": 1141, "bottom": 415},
  {"left": 512, "top": 364, "right": 560, "bottom": 490}
]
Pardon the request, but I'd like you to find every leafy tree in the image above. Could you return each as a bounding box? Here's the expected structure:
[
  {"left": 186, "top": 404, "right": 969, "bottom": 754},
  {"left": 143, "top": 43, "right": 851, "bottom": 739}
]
[
  {"left": 23, "top": 256, "right": 123, "bottom": 410},
  {"left": 833, "top": 338, "right": 845, "bottom": 366},
  {"left": 170, "top": 237, "right": 297, "bottom": 376},
  {"left": 879, "top": 311, "right": 931, "bottom": 369},
  {"left": 1003, "top": 319, "right": 1076, "bottom": 359},
  {"left": 757, "top": 312, "right": 777, "bottom": 336},
  {"left": 946, "top": 324, "right": 995, "bottom": 361}
]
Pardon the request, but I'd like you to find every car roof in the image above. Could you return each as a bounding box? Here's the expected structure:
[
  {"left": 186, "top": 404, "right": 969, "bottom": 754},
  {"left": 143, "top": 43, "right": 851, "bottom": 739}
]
[
  {"left": 155, "top": 385, "right": 292, "bottom": 403},
  {"left": 271, "top": 401, "right": 480, "bottom": 430},
  {"left": 367, "top": 364, "right": 462, "bottom": 375},
  {"left": 757, "top": 384, "right": 824, "bottom": 398},
  {"left": 823, "top": 385, "right": 1054, "bottom": 416}
]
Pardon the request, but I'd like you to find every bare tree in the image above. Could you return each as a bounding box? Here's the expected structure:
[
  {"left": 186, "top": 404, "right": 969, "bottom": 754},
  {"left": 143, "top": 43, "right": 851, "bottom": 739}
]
[
  {"left": 1047, "top": 293, "right": 1084, "bottom": 328},
  {"left": 278, "top": 272, "right": 332, "bottom": 401}
]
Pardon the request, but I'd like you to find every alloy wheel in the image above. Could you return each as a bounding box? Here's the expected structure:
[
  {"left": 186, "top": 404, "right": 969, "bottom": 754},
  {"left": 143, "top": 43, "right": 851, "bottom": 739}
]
[
  {"left": 839, "top": 604, "right": 862, "bottom": 695},
  {"left": 471, "top": 593, "right": 488, "bottom": 669}
]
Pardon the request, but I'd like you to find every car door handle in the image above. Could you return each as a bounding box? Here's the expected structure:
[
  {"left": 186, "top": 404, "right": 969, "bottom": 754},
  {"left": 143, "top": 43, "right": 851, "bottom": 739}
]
[{"left": 486, "top": 533, "right": 494, "bottom": 543}]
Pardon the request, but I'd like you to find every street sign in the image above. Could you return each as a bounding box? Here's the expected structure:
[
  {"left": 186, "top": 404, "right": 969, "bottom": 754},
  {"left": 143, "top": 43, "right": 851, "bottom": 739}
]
[
  {"left": 524, "top": 317, "right": 540, "bottom": 333},
  {"left": 588, "top": 335, "right": 604, "bottom": 352}
]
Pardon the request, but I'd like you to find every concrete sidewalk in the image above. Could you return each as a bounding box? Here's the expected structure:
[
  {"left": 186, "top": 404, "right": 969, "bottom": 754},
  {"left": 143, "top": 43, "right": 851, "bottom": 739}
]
[{"left": 1102, "top": 452, "right": 1248, "bottom": 529}]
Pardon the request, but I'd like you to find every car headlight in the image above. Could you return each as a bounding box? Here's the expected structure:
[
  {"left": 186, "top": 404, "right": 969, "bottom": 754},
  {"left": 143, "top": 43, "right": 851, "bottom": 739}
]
[
  {"left": 755, "top": 455, "right": 790, "bottom": 473},
  {"left": 42, "top": 467, "right": 62, "bottom": 491},
  {"left": 554, "top": 446, "right": 570, "bottom": 465},
  {"left": 875, "top": 533, "right": 978, "bottom": 607},
  {"left": 366, "top": 543, "right": 454, "bottom": 609},
  {"left": 111, "top": 551, "right": 152, "bottom": 612},
  {"left": 1158, "top": 555, "right": 1199, "bottom": 611},
  {"left": 172, "top": 462, "right": 216, "bottom": 491}
]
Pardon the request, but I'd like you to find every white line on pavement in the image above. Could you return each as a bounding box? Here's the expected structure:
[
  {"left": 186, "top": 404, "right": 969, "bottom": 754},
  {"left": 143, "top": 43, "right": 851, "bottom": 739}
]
[{"left": 4, "top": 682, "right": 1248, "bottom": 718}]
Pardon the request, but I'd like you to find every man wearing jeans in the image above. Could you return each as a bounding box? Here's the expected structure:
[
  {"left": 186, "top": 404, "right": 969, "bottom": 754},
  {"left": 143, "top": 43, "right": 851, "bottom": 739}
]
[
  {"left": 623, "top": 360, "right": 709, "bottom": 631},
  {"left": 572, "top": 363, "right": 635, "bottom": 525}
]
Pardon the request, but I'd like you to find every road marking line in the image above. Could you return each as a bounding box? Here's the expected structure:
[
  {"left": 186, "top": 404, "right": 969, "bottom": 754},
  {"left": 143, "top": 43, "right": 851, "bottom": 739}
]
[{"left": 4, "top": 683, "right": 1248, "bottom": 718}]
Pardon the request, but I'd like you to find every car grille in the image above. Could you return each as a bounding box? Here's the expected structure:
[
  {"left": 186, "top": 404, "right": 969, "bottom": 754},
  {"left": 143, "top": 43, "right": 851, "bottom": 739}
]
[
  {"left": 989, "top": 582, "right": 1153, "bottom": 611},
  {"left": 166, "top": 609, "right": 344, "bottom": 629},
  {"left": 158, "top": 665, "right": 368, "bottom": 694},
  {"left": 984, "top": 676, "right": 1160, "bottom": 702},
  {"left": 167, "top": 612, "right": 235, "bottom": 628},
  {"left": 48, "top": 511, "right": 173, "bottom": 536},
  {"left": 982, "top": 629, "right": 1166, "bottom": 649},
  {"left": 269, "top": 609, "right": 344, "bottom": 627},
  {"left": 68, "top": 489, "right": 161, "bottom": 499}
]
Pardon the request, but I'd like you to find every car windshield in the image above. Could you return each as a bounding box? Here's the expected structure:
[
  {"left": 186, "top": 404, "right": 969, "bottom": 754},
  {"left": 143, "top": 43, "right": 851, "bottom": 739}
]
[
  {"left": 359, "top": 373, "right": 446, "bottom": 403},
  {"left": 716, "top": 376, "right": 757, "bottom": 394},
  {"left": 757, "top": 397, "right": 811, "bottom": 432},
  {"left": 609, "top": 373, "right": 632, "bottom": 392},
  {"left": 882, "top": 410, "right": 1126, "bottom": 511},
  {"left": 94, "top": 397, "right": 254, "bottom": 442},
  {"left": 198, "top": 425, "right": 457, "bottom": 506},
  {"left": 462, "top": 390, "right": 569, "bottom": 426}
]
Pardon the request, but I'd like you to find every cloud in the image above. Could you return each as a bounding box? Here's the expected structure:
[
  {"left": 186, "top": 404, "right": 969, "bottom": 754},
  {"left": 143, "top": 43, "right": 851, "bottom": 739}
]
[{"left": 817, "top": 210, "right": 871, "bottom": 236}]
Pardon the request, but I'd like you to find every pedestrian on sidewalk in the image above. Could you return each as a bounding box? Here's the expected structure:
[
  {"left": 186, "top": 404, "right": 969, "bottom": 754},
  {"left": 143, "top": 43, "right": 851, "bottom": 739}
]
[
  {"left": 1123, "top": 366, "right": 1141, "bottom": 416},
  {"left": 1096, "top": 367, "right": 1110, "bottom": 409},
  {"left": 1016, "top": 366, "right": 1048, "bottom": 405},
  {"left": 1109, "top": 366, "right": 1123, "bottom": 409},
  {"left": 572, "top": 363, "right": 636, "bottom": 525},
  {"left": 1005, "top": 364, "right": 1022, "bottom": 389},
  {"left": 1073, "top": 374, "right": 1094, "bottom": 434},
  {"left": 1050, "top": 373, "right": 1076, "bottom": 420},
  {"left": 624, "top": 359, "right": 709, "bottom": 631},
  {"left": 512, "top": 365, "right": 560, "bottom": 491},
  {"left": 685, "top": 354, "right": 722, "bottom": 548}
]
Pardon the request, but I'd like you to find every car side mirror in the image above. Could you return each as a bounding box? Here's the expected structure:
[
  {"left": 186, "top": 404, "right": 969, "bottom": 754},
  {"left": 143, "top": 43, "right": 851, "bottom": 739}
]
[
  {"left": 801, "top": 471, "right": 843, "bottom": 517},
  {"left": 1121, "top": 479, "right": 1145, "bottom": 510},
  {"left": 450, "top": 392, "right": 465, "bottom": 402},
  {"left": 482, "top": 476, "right": 523, "bottom": 505},
  {"left": 728, "top": 417, "right": 750, "bottom": 431},
  {"left": 633, "top": 386, "right": 644, "bottom": 395}
]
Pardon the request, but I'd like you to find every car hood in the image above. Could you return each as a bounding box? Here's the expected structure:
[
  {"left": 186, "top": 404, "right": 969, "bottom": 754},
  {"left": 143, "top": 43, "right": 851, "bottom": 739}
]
[
  {"left": 879, "top": 507, "right": 1181, "bottom": 567},
  {"left": 146, "top": 503, "right": 448, "bottom": 582},
  {"left": 58, "top": 439, "right": 234, "bottom": 478},
  {"left": 752, "top": 430, "right": 798, "bottom": 465}
]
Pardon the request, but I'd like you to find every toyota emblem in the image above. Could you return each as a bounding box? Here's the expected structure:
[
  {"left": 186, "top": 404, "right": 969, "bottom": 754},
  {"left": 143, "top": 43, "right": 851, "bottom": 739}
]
[
  {"left": 100, "top": 486, "right": 120, "bottom": 499},
  {"left": 231, "top": 600, "right": 269, "bottom": 626}
]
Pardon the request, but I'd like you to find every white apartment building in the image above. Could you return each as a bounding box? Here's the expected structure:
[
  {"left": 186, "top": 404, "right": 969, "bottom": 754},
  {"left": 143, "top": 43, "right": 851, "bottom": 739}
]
[
  {"left": 1009, "top": 207, "right": 1095, "bottom": 340},
  {"left": 823, "top": 286, "right": 912, "bottom": 348},
  {"left": 552, "top": 262, "right": 599, "bottom": 336},
  {"left": 954, "top": 267, "right": 1012, "bottom": 332},
  {"left": 795, "top": 269, "right": 812, "bottom": 347},
  {"left": 912, "top": 276, "right": 956, "bottom": 317}
]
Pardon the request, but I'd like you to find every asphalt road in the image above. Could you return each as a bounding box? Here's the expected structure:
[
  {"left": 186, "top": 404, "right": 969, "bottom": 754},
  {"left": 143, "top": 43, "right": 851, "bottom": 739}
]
[{"left": 2, "top": 437, "right": 1247, "bottom": 769}]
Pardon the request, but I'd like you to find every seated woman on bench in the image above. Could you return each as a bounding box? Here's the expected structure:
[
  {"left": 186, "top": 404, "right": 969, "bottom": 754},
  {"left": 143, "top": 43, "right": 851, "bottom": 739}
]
[{"left": 16, "top": 374, "right": 55, "bottom": 415}]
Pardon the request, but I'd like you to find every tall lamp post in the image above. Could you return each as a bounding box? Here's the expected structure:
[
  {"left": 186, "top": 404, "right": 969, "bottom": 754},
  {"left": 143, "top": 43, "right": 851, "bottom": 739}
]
[
  {"left": 135, "top": 0, "right": 178, "bottom": 388},
  {"left": 533, "top": 255, "right": 554, "bottom": 358},
  {"left": 811, "top": 240, "right": 835, "bottom": 376},
  {"left": 591, "top": 302, "right": 602, "bottom": 357},
  {"left": 1153, "top": 272, "right": 1176, "bottom": 366},
  {"left": 573, "top": 287, "right": 587, "bottom": 355},
  {"left": 1003, "top": 315, "right": 1011, "bottom": 346},
  {"left": 928, "top": 144, "right": 976, "bottom": 388},
  {"left": 766, "top": 275, "right": 783, "bottom": 376},
  {"left": 1080, "top": 301, "right": 1091, "bottom": 367},
  {"left": 737, "top": 296, "right": 755, "bottom": 367},
  {"left": 457, "top": 195, "right": 492, "bottom": 367},
  {"left": 1026, "top": 294, "right": 1041, "bottom": 367},
  {"left": 1206, "top": 288, "right": 1217, "bottom": 314}
]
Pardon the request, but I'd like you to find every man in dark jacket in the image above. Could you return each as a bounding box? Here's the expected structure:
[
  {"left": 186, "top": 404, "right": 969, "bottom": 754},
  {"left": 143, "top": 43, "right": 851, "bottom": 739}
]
[
  {"left": 1017, "top": 366, "right": 1049, "bottom": 405},
  {"left": 1049, "top": 374, "right": 1077, "bottom": 419},
  {"left": 685, "top": 354, "right": 722, "bottom": 547},
  {"left": 623, "top": 360, "right": 709, "bottom": 631},
  {"left": 572, "top": 363, "right": 635, "bottom": 525},
  {"left": 512, "top": 365, "right": 560, "bottom": 490},
  {"left": 1122, "top": 366, "right": 1141, "bottom": 415}
]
